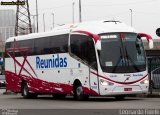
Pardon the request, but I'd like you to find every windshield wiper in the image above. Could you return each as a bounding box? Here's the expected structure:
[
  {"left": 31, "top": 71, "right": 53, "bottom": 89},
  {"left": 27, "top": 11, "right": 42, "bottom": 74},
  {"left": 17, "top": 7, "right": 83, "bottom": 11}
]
[
  {"left": 112, "top": 47, "right": 124, "bottom": 72},
  {"left": 124, "top": 46, "right": 140, "bottom": 72},
  {"left": 112, "top": 45, "right": 140, "bottom": 73}
]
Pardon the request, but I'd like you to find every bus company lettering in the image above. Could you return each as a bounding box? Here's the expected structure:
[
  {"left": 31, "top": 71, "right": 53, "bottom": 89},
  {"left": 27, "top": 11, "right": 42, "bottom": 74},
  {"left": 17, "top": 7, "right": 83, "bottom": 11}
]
[
  {"left": 133, "top": 74, "right": 143, "bottom": 77},
  {"left": 36, "top": 55, "right": 67, "bottom": 69}
]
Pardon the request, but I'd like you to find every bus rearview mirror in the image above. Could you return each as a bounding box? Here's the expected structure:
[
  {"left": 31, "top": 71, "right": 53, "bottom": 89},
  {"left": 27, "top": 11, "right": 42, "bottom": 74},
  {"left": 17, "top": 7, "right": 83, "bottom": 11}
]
[
  {"left": 96, "top": 40, "right": 101, "bottom": 50},
  {"left": 149, "top": 40, "right": 153, "bottom": 49},
  {"left": 138, "top": 33, "right": 154, "bottom": 49}
]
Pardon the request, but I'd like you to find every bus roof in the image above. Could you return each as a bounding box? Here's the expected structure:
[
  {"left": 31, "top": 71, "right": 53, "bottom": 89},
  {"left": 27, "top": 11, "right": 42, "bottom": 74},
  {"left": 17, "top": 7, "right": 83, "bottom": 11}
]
[{"left": 6, "top": 20, "right": 136, "bottom": 43}]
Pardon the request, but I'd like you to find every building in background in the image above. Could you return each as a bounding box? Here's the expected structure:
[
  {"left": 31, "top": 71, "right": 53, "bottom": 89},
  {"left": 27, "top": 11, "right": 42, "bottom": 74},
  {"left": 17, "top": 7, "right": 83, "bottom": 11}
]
[
  {"left": 143, "top": 39, "right": 160, "bottom": 57},
  {"left": 0, "top": 9, "right": 16, "bottom": 74},
  {"left": 0, "top": 9, "right": 15, "bottom": 43}
]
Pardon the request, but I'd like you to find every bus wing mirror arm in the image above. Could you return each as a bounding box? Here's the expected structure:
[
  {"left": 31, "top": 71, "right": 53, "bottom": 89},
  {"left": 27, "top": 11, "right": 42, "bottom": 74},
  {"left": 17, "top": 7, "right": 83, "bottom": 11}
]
[
  {"left": 138, "top": 33, "right": 154, "bottom": 49},
  {"left": 149, "top": 40, "right": 154, "bottom": 49},
  {"left": 96, "top": 40, "right": 101, "bottom": 50}
]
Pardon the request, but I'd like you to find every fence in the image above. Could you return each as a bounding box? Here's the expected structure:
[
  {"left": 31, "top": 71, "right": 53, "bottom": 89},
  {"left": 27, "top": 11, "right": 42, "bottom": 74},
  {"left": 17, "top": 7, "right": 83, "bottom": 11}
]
[{"left": 147, "top": 57, "right": 160, "bottom": 94}]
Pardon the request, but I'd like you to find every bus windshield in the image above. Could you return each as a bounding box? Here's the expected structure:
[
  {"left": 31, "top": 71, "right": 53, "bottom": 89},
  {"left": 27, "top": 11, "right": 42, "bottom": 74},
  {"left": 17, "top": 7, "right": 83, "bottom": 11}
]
[{"left": 99, "top": 33, "right": 146, "bottom": 73}]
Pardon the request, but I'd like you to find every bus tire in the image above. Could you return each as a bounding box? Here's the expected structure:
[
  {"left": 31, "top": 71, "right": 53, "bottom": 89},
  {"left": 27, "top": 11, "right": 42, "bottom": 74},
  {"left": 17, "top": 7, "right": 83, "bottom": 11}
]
[
  {"left": 74, "top": 83, "right": 87, "bottom": 101},
  {"left": 53, "top": 94, "right": 67, "bottom": 99},
  {"left": 22, "top": 83, "right": 37, "bottom": 99},
  {"left": 22, "top": 83, "right": 30, "bottom": 99},
  {"left": 115, "top": 95, "right": 125, "bottom": 100}
]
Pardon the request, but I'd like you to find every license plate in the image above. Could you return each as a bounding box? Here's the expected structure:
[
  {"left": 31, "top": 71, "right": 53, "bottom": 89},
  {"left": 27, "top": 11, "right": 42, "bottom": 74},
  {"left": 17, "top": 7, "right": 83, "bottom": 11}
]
[{"left": 124, "top": 88, "right": 132, "bottom": 91}]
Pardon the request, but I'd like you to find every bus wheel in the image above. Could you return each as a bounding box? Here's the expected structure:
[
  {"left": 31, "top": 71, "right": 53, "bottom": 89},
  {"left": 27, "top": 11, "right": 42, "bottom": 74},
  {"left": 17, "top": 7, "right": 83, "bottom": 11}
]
[
  {"left": 53, "top": 94, "right": 67, "bottom": 99},
  {"left": 22, "top": 83, "right": 30, "bottom": 98},
  {"left": 115, "top": 95, "right": 125, "bottom": 100},
  {"left": 74, "top": 84, "right": 87, "bottom": 101},
  {"left": 22, "top": 83, "right": 37, "bottom": 99}
]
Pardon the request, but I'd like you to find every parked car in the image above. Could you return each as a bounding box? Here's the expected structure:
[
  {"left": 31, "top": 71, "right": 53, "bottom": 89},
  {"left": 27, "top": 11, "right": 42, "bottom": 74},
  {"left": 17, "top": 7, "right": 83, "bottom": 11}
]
[{"left": 0, "top": 75, "right": 5, "bottom": 88}]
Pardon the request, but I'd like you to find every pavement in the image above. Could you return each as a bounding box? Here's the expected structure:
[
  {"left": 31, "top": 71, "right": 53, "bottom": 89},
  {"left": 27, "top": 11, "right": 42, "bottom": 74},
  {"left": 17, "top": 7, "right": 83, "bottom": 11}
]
[
  {"left": 147, "top": 92, "right": 160, "bottom": 97},
  {"left": 1, "top": 74, "right": 160, "bottom": 97},
  {"left": 1, "top": 88, "right": 160, "bottom": 98},
  {"left": 0, "top": 88, "right": 5, "bottom": 94}
]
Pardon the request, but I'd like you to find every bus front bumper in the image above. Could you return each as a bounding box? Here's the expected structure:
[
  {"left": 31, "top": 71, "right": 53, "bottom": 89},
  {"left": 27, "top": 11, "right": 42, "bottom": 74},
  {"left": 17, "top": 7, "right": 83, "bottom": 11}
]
[{"left": 99, "top": 85, "right": 149, "bottom": 96}]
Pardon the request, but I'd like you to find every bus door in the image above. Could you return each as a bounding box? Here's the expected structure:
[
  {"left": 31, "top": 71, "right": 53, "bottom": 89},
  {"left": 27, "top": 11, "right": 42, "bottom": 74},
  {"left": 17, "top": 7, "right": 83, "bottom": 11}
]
[
  {"left": 69, "top": 31, "right": 99, "bottom": 95},
  {"left": 88, "top": 35, "right": 99, "bottom": 95},
  {"left": 89, "top": 67, "right": 99, "bottom": 95}
]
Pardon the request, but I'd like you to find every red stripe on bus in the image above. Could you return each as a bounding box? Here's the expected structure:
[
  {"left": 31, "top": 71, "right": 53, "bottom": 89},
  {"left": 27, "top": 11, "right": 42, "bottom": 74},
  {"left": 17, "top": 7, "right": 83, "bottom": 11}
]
[
  {"left": 138, "top": 33, "right": 152, "bottom": 42},
  {"left": 6, "top": 39, "right": 38, "bottom": 78},
  {"left": 5, "top": 71, "right": 99, "bottom": 96},
  {"left": 72, "top": 30, "right": 100, "bottom": 43},
  {"left": 91, "top": 71, "right": 147, "bottom": 85}
]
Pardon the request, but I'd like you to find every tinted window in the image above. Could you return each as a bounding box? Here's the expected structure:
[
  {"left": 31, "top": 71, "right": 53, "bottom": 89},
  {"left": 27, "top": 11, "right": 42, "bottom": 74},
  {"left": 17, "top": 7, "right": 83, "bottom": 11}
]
[
  {"left": 50, "top": 34, "right": 68, "bottom": 54},
  {"left": 19, "top": 39, "right": 35, "bottom": 56},
  {"left": 35, "top": 34, "right": 68, "bottom": 55},
  {"left": 5, "top": 42, "right": 11, "bottom": 58},
  {"left": 99, "top": 33, "right": 146, "bottom": 73},
  {"left": 5, "top": 34, "right": 69, "bottom": 57},
  {"left": 5, "top": 42, "right": 11, "bottom": 49},
  {"left": 5, "top": 39, "right": 35, "bottom": 57},
  {"left": 70, "top": 34, "right": 97, "bottom": 69},
  {"left": 34, "top": 37, "right": 51, "bottom": 55}
]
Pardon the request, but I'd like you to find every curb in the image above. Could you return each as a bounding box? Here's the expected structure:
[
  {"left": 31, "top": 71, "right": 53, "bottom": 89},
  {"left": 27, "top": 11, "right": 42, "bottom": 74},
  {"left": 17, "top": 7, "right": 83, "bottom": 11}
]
[
  {"left": 147, "top": 93, "right": 160, "bottom": 98},
  {"left": 136, "top": 93, "right": 160, "bottom": 98},
  {"left": 2, "top": 90, "right": 17, "bottom": 95}
]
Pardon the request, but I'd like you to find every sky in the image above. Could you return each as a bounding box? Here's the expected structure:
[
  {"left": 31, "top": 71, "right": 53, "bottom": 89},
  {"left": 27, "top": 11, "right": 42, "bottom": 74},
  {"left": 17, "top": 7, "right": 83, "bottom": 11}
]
[{"left": 0, "top": 0, "right": 160, "bottom": 39}]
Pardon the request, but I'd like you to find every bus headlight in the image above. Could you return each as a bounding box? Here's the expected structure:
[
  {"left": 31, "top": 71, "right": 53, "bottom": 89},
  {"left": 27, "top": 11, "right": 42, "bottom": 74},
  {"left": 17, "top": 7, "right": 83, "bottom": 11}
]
[
  {"left": 140, "top": 79, "right": 149, "bottom": 84},
  {"left": 100, "top": 79, "right": 114, "bottom": 86}
]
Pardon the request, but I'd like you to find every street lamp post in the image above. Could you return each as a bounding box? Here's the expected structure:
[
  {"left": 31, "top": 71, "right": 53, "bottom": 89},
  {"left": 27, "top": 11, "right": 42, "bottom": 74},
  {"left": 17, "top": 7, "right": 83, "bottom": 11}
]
[
  {"left": 72, "top": 2, "right": 75, "bottom": 24},
  {"left": 51, "top": 13, "right": 54, "bottom": 29},
  {"left": 36, "top": 0, "right": 39, "bottom": 32},
  {"left": 43, "top": 13, "right": 45, "bottom": 32},
  {"left": 79, "top": 0, "right": 82, "bottom": 23},
  {"left": 31, "top": 15, "right": 36, "bottom": 33},
  {"left": 130, "top": 9, "right": 133, "bottom": 27}
]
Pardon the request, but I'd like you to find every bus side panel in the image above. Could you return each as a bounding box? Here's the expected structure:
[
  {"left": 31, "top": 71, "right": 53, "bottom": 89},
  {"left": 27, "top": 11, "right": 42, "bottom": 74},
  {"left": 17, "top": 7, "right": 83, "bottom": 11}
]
[
  {"left": 89, "top": 69, "right": 99, "bottom": 96},
  {"left": 5, "top": 70, "right": 74, "bottom": 94},
  {"left": 5, "top": 57, "right": 21, "bottom": 92},
  {"left": 5, "top": 54, "right": 74, "bottom": 94},
  {"left": 5, "top": 53, "right": 99, "bottom": 95},
  {"left": 5, "top": 71, "right": 22, "bottom": 93},
  {"left": 67, "top": 56, "right": 90, "bottom": 95},
  {"left": 68, "top": 57, "right": 100, "bottom": 96}
]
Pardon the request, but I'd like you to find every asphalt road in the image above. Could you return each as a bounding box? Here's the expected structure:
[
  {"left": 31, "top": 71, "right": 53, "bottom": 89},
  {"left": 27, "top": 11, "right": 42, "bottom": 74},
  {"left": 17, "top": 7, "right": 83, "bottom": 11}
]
[{"left": 0, "top": 89, "right": 160, "bottom": 115}]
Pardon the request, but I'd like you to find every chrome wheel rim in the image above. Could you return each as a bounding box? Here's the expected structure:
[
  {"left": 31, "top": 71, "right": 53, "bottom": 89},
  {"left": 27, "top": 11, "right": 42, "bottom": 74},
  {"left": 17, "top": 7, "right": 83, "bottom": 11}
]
[
  {"left": 76, "top": 86, "right": 82, "bottom": 96},
  {"left": 23, "top": 86, "right": 27, "bottom": 96}
]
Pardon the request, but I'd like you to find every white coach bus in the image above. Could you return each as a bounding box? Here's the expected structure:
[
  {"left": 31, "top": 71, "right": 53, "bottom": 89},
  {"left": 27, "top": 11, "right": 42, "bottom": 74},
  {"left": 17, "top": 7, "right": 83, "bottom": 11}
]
[{"left": 5, "top": 20, "right": 153, "bottom": 100}]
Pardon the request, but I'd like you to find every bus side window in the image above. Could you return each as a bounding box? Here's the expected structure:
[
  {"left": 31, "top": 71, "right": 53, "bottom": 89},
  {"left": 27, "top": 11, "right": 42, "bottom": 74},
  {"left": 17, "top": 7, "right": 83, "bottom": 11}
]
[
  {"left": 88, "top": 38, "right": 97, "bottom": 69},
  {"left": 50, "top": 34, "right": 68, "bottom": 54},
  {"left": 21, "top": 40, "right": 35, "bottom": 56},
  {"left": 34, "top": 37, "right": 51, "bottom": 55},
  {"left": 70, "top": 34, "right": 97, "bottom": 70},
  {"left": 5, "top": 42, "right": 11, "bottom": 58},
  {"left": 7, "top": 39, "right": 35, "bottom": 57}
]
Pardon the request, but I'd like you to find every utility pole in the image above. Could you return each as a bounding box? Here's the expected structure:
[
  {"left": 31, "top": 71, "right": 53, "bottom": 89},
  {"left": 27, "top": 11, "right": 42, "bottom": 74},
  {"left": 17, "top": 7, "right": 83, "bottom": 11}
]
[
  {"left": 72, "top": 2, "right": 75, "bottom": 24},
  {"left": 31, "top": 15, "right": 36, "bottom": 33},
  {"left": 36, "top": 0, "right": 39, "bottom": 32},
  {"left": 79, "top": 0, "right": 82, "bottom": 23},
  {"left": 43, "top": 13, "right": 45, "bottom": 32},
  {"left": 129, "top": 9, "right": 132, "bottom": 27},
  {"left": 15, "top": 0, "right": 32, "bottom": 36},
  {"left": 0, "top": 33, "right": 4, "bottom": 59},
  {"left": 51, "top": 13, "right": 54, "bottom": 29}
]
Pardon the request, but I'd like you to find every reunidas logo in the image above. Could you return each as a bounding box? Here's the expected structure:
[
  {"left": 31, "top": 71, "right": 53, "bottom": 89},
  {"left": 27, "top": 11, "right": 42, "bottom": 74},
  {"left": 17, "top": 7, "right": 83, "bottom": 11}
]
[{"left": 36, "top": 55, "right": 67, "bottom": 69}]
